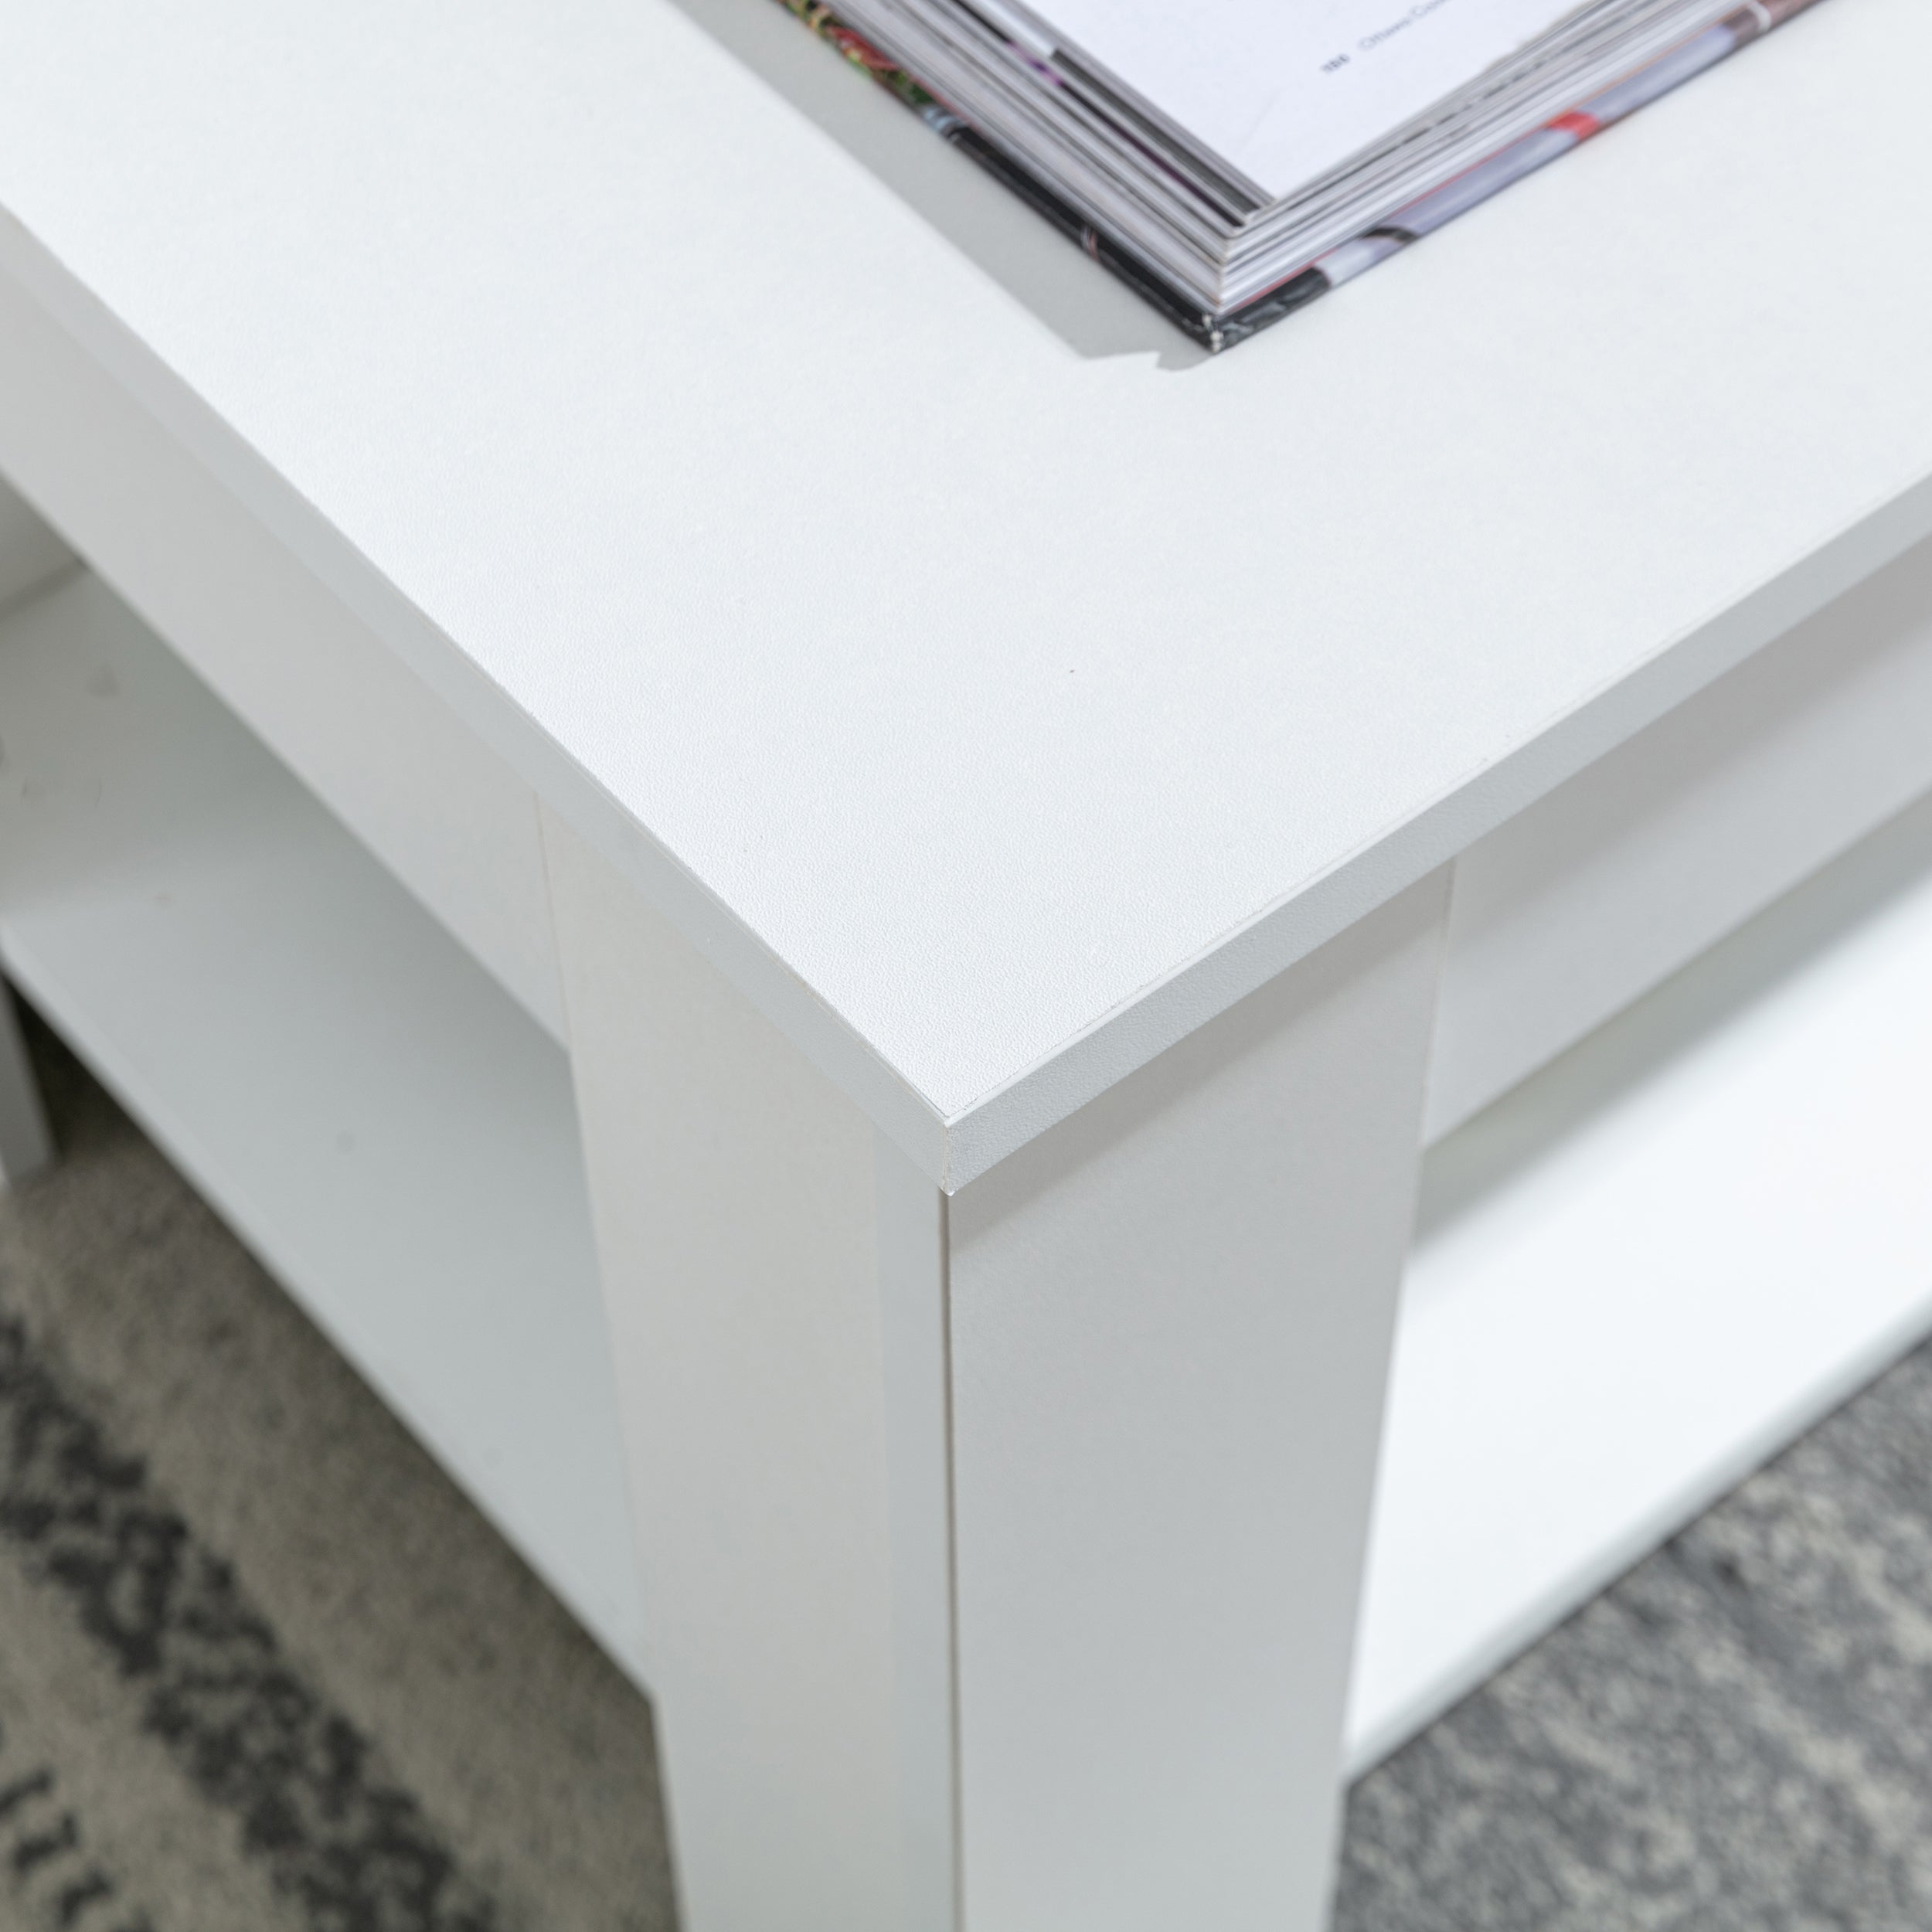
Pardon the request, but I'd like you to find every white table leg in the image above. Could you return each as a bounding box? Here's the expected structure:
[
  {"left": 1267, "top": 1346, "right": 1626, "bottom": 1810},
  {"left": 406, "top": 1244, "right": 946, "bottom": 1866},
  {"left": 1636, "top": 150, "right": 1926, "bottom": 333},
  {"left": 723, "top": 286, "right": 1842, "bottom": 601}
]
[
  {"left": 544, "top": 806, "right": 1444, "bottom": 1932},
  {"left": 0, "top": 983, "right": 53, "bottom": 1186},
  {"left": 946, "top": 872, "right": 1446, "bottom": 1932}
]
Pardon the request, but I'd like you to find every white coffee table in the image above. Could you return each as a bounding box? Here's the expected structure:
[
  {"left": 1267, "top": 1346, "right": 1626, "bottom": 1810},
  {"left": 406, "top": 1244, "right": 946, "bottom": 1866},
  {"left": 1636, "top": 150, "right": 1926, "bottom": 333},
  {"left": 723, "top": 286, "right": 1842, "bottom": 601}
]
[{"left": 2, "top": 1, "right": 1930, "bottom": 1926}]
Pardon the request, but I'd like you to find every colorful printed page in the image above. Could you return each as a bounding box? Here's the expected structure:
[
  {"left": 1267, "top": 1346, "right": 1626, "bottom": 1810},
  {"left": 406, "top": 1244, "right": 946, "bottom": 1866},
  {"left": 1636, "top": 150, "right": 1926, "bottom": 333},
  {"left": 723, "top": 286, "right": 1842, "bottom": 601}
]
[{"left": 1028, "top": 0, "right": 1596, "bottom": 196}]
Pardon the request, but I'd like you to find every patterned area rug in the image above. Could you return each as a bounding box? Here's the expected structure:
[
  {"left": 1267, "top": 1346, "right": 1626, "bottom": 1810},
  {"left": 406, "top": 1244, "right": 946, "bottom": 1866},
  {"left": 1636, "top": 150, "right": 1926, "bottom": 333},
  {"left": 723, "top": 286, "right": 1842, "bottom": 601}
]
[
  {"left": 5, "top": 998, "right": 1932, "bottom": 1930},
  {"left": 0, "top": 1010, "right": 671, "bottom": 1932},
  {"left": 1336, "top": 1349, "right": 1932, "bottom": 1930}
]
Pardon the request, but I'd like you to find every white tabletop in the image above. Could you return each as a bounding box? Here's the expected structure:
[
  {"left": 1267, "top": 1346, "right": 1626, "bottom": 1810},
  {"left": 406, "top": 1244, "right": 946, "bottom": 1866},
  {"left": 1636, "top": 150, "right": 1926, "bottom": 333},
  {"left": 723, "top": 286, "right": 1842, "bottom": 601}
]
[{"left": 1, "top": 0, "right": 1927, "bottom": 1186}]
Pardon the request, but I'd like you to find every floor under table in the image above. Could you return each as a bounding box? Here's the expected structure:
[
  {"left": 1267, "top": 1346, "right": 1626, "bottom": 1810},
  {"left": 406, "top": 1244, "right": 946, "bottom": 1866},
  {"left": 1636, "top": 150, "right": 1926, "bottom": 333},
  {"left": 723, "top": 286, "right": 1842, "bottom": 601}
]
[{"left": 4, "top": 1002, "right": 1932, "bottom": 1932}]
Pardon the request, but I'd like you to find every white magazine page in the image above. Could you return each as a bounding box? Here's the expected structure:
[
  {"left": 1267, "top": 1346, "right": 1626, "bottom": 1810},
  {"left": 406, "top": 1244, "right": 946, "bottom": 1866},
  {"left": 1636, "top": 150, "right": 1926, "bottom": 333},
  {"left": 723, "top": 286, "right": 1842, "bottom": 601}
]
[{"left": 1029, "top": 0, "right": 1592, "bottom": 197}]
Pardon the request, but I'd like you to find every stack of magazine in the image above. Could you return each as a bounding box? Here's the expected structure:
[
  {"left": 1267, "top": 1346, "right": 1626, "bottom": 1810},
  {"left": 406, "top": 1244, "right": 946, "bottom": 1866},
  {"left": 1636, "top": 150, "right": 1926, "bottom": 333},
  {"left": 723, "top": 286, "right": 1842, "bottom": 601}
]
[{"left": 781, "top": 0, "right": 1825, "bottom": 348}]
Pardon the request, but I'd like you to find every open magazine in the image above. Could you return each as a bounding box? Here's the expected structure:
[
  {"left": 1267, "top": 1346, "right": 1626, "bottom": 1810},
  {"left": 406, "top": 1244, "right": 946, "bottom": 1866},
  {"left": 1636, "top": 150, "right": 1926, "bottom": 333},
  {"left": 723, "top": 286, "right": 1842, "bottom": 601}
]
[{"left": 781, "top": 0, "right": 1826, "bottom": 347}]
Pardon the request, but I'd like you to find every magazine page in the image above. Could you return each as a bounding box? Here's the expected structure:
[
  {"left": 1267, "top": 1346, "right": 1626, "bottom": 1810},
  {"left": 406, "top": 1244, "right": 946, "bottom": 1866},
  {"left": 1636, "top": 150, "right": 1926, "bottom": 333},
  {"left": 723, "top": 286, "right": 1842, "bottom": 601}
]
[{"left": 1025, "top": 0, "right": 1596, "bottom": 196}]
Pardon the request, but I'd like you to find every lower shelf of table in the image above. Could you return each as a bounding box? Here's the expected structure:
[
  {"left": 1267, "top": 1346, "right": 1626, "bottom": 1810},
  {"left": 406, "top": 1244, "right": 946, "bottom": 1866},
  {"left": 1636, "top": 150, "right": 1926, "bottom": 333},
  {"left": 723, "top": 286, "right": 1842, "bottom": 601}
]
[
  {"left": 1351, "top": 782, "right": 1932, "bottom": 1767},
  {"left": 0, "top": 568, "right": 648, "bottom": 1682},
  {"left": 4, "top": 566, "right": 1930, "bottom": 1776}
]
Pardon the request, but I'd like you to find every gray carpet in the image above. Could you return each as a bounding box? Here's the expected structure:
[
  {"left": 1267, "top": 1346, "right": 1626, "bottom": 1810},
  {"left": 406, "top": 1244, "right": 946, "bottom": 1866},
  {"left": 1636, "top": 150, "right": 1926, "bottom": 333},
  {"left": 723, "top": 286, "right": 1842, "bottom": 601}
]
[
  {"left": 3, "top": 999, "right": 1930, "bottom": 1931},
  {"left": 0, "top": 1007, "right": 671, "bottom": 1932}
]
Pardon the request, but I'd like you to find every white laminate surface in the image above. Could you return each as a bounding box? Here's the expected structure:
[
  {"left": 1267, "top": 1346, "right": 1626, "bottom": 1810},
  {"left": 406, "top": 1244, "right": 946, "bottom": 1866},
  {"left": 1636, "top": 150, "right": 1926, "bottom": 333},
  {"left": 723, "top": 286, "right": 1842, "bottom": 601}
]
[
  {"left": 1427, "top": 535, "right": 1932, "bottom": 1137},
  {"left": 0, "top": 0, "right": 1924, "bottom": 1182},
  {"left": 0, "top": 570, "right": 645, "bottom": 1681},
  {"left": 1355, "top": 784, "right": 1932, "bottom": 1768}
]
